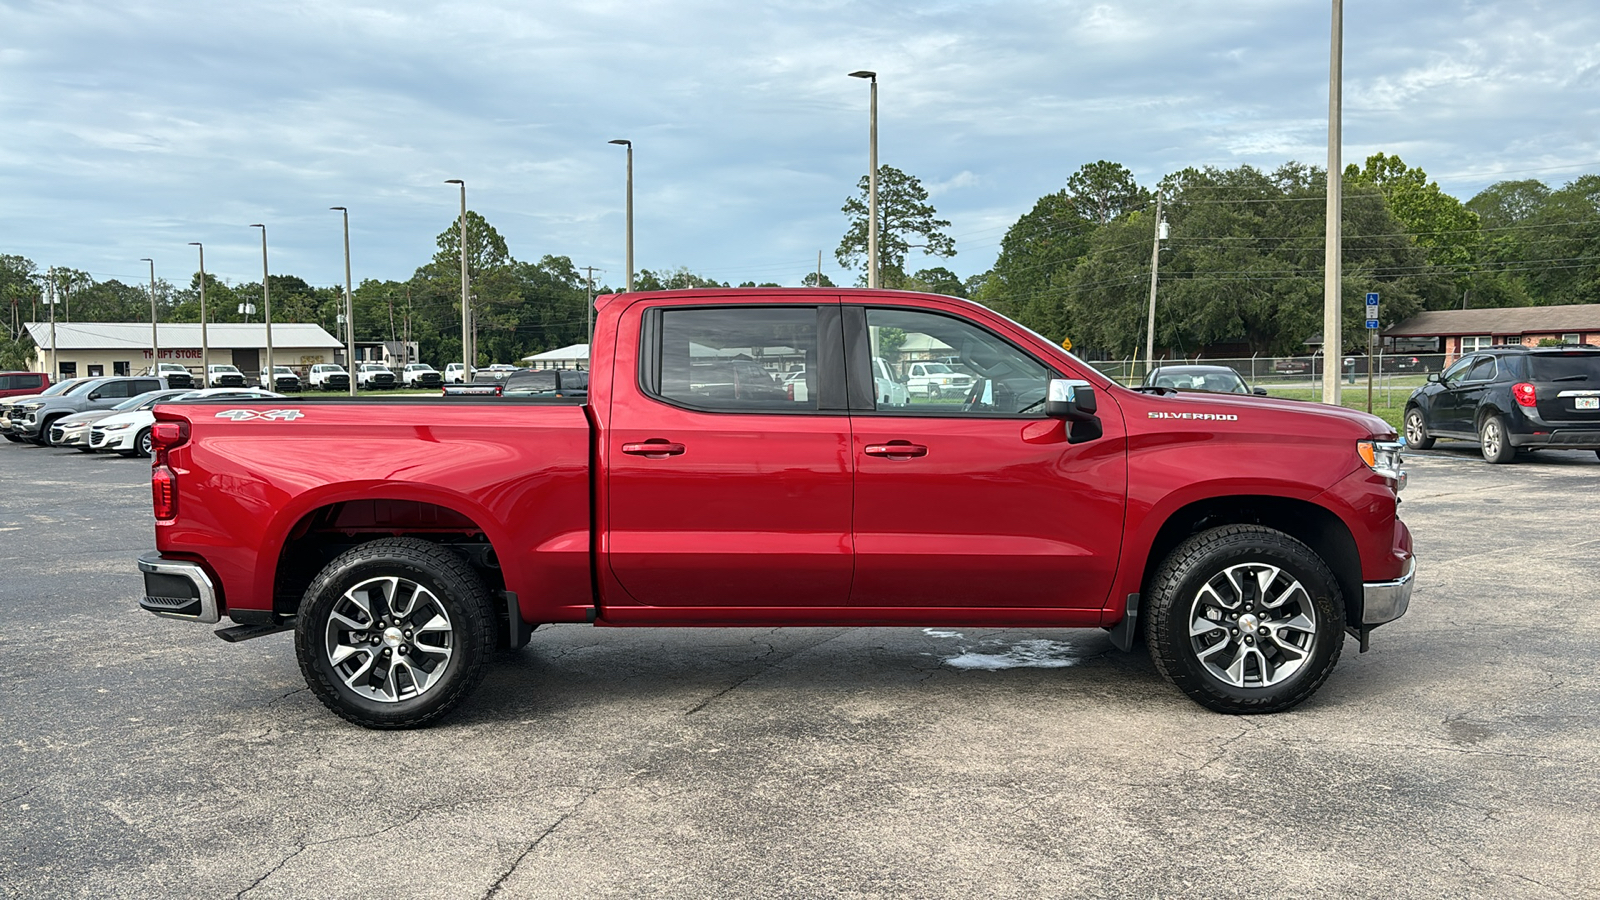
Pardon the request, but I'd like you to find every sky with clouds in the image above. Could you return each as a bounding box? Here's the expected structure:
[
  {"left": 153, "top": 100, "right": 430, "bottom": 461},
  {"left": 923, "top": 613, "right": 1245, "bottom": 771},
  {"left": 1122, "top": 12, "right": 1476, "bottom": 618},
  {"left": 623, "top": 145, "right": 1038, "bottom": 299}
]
[{"left": 3, "top": 0, "right": 1598, "bottom": 292}]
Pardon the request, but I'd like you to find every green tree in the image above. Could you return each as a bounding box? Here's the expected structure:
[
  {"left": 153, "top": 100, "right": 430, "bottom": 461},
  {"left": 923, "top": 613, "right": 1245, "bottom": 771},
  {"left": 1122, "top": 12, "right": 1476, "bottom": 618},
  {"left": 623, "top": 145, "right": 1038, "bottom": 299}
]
[
  {"left": 1345, "top": 153, "right": 1480, "bottom": 307},
  {"left": 800, "top": 272, "right": 836, "bottom": 287},
  {"left": 1067, "top": 160, "right": 1149, "bottom": 224},
  {"left": 904, "top": 266, "right": 967, "bottom": 297},
  {"left": 837, "top": 165, "right": 955, "bottom": 286}
]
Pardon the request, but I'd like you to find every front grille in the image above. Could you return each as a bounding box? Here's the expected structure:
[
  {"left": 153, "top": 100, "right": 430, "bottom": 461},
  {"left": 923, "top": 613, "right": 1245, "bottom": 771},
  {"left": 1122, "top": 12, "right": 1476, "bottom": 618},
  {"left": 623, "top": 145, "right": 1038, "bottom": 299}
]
[
  {"left": 50, "top": 427, "right": 64, "bottom": 443},
  {"left": 90, "top": 428, "right": 106, "bottom": 447}
]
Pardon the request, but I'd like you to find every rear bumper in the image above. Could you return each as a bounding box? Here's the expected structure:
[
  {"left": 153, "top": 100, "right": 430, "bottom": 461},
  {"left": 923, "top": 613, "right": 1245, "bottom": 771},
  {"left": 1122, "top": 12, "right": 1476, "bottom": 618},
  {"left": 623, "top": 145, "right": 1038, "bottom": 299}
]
[
  {"left": 1508, "top": 429, "right": 1600, "bottom": 450},
  {"left": 1361, "top": 556, "right": 1414, "bottom": 626},
  {"left": 137, "top": 552, "right": 220, "bottom": 624}
]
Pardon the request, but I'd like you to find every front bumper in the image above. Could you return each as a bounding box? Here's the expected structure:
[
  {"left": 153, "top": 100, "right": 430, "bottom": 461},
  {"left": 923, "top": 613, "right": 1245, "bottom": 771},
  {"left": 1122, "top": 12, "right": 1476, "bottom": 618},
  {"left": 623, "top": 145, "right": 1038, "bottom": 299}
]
[
  {"left": 137, "top": 552, "right": 220, "bottom": 624},
  {"left": 1361, "top": 556, "right": 1414, "bottom": 626}
]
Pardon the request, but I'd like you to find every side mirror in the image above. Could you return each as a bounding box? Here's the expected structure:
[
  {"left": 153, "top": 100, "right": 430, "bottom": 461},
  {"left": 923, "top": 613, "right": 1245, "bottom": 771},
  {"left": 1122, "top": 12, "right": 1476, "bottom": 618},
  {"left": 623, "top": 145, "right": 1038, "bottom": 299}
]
[
  {"left": 1045, "top": 379, "right": 1096, "bottom": 420},
  {"left": 1253, "top": 387, "right": 1269, "bottom": 396},
  {"left": 1045, "top": 379, "right": 1103, "bottom": 444},
  {"left": 88, "top": 391, "right": 102, "bottom": 400},
  {"left": 1426, "top": 372, "right": 1440, "bottom": 383}
]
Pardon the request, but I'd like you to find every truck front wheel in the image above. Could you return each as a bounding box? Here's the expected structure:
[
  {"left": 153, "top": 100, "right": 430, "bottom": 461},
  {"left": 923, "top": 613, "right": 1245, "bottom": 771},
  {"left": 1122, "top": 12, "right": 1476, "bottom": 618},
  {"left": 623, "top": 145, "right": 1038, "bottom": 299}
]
[
  {"left": 1146, "top": 525, "right": 1344, "bottom": 714},
  {"left": 295, "top": 537, "right": 496, "bottom": 729}
]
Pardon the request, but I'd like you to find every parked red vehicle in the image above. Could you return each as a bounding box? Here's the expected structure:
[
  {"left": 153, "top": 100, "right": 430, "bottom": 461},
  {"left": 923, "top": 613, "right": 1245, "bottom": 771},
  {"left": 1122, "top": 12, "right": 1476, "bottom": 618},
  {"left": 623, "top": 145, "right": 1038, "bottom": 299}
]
[
  {"left": 137, "top": 289, "right": 1414, "bottom": 728},
  {"left": 0, "top": 371, "right": 49, "bottom": 399}
]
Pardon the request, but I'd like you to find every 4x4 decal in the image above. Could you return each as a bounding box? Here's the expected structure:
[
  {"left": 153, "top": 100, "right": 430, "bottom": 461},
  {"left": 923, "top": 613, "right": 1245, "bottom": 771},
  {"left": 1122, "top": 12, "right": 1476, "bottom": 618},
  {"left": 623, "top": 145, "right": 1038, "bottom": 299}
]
[{"left": 214, "top": 409, "right": 305, "bottom": 422}]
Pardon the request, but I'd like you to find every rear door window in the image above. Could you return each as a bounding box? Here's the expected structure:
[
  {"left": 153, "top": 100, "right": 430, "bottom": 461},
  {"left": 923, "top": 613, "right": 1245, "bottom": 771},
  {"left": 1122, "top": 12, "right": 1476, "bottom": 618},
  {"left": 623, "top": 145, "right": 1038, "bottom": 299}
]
[
  {"left": 1466, "top": 357, "right": 1497, "bottom": 382},
  {"left": 646, "top": 307, "right": 825, "bottom": 413},
  {"left": 1528, "top": 354, "right": 1600, "bottom": 383}
]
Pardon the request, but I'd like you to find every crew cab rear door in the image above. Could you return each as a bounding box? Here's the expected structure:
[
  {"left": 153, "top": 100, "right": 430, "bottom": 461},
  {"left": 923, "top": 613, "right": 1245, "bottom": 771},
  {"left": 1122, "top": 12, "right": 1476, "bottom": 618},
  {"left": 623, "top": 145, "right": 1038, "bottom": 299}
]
[
  {"left": 604, "top": 299, "right": 854, "bottom": 609},
  {"left": 842, "top": 304, "right": 1127, "bottom": 609}
]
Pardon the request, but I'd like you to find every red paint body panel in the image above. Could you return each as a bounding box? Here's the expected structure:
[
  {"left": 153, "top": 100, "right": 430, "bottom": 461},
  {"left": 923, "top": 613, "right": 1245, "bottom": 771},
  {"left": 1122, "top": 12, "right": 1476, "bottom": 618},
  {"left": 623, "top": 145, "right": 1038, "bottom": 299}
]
[
  {"left": 149, "top": 287, "right": 1409, "bottom": 635},
  {"left": 154, "top": 404, "right": 593, "bottom": 623}
]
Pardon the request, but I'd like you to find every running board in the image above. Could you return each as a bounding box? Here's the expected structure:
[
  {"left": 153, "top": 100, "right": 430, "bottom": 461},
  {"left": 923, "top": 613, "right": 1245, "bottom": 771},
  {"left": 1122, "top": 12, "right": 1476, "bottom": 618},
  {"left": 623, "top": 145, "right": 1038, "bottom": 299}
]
[{"left": 215, "top": 620, "right": 296, "bottom": 643}]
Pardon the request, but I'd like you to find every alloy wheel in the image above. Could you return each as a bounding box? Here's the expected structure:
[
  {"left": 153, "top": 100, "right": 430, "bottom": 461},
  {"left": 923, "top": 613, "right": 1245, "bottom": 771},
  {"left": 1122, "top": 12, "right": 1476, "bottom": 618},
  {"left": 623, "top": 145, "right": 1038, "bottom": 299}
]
[
  {"left": 1187, "top": 563, "right": 1318, "bottom": 688},
  {"left": 323, "top": 576, "right": 455, "bottom": 702}
]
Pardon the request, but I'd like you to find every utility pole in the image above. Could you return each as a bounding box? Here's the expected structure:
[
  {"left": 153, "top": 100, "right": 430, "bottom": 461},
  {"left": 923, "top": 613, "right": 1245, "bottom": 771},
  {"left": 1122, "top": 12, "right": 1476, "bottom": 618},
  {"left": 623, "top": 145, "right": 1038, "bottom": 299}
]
[
  {"left": 250, "top": 225, "right": 273, "bottom": 383},
  {"left": 849, "top": 71, "right": 880, "bottom": 289},
  {"left": 817, "top": 251, "right": 823, "bottom": 288},
  {"left": 1323, "top": 0, "right": 1344, "bottom": 405},
  {"left": 140, "top": 258, "right": 159, "bottom": 367},
  {"left": 1144, "top": 195, "right": 1165, "bottom": 377},
  {"left": 189, "top": 243, "right": 209, "bottom": 377},
  {"left": 47, "top": 268, "right": 57, "bottom": 378},
  {"left": 581, "top": 266, "right": 600, "bottom": 348},
  {"left": 445, "top": 179, "right": 470, "bottom": 378},
  {"left": 331, "top": 207, "right": 357, "bottom": 396},
  {"left": 608, "top": 141, "right": 634, "bottom": 292}
]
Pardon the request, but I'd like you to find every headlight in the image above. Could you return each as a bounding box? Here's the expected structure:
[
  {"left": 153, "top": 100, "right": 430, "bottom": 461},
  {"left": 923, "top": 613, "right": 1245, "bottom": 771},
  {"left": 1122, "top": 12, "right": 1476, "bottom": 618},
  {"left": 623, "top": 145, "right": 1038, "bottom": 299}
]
[
  {"left": 103, "top": 422, "right": 133, "bottom": 431},
  {"left": 1358, "top": 439, "right": 1406, "bottom": 490}
]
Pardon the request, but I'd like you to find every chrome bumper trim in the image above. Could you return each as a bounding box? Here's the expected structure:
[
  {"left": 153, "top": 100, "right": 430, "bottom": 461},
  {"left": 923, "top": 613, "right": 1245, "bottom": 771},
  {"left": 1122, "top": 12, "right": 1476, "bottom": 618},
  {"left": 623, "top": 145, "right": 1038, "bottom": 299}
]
[
  {"left": 137, "top": 552, "right": 220, "bottom": 624},
  {"left": 1362, "top": 556, "right": 1414, "bottom": 626}
]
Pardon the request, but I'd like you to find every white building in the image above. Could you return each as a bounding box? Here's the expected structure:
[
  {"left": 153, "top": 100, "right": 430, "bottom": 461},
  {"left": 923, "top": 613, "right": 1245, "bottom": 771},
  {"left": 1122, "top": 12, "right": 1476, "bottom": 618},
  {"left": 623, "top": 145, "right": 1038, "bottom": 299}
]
[
  {"left": 25, "top": 322, "right": 344, "bottom": 380},
  {"left": 520, "top": 343, "right": 590, "bottom": 370}
]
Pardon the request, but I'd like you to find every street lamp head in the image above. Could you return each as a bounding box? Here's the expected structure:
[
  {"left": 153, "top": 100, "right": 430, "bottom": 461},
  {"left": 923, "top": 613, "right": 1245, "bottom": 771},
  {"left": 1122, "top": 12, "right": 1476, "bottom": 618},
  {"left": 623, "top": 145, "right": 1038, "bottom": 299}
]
[
  {"left": 848, "top": 70, "right": 876, "bottom": 80},
  {"left": 188, "top": 242, "right": 202, "bottom": 247},
  {"left": 139, "top": 257, "right": 152, "bottom": 262},
  {"left": 330, "top": 206, "right": 347, "bottom": 212},
  {"left": 609, "top": 139, "right": 631, "bottom": 147},
  {"left": 249, "top": 223, "right": 264, "bottom": 229},
  {"left": 444, "top": 178, "right": 464, "bottom": 185}
]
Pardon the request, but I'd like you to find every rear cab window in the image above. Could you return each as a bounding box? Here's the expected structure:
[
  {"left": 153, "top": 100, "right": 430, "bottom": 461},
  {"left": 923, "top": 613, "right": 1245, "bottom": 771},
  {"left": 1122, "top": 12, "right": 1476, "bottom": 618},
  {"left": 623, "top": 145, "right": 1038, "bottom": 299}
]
[{"left": 641, "top": 306, "right": 839, "bottom": 414}]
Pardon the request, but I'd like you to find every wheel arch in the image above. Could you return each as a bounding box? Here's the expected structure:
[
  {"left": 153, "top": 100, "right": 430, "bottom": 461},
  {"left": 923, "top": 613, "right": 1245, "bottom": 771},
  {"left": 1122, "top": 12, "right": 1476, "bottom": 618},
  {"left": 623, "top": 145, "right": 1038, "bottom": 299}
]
[
  {"left": 1138, "top": 495, "right": 1363, "bottom": 633},
  {"left": 268, "top": 492, "right": 510, "bottom": 622}
]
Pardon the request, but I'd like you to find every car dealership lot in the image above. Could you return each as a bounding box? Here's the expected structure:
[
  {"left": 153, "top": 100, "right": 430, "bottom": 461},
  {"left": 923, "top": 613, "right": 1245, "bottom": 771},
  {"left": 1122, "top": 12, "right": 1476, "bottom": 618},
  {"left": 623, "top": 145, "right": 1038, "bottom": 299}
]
[{"left": 1, "top": 441, "right": 1597, "bottom": 898}]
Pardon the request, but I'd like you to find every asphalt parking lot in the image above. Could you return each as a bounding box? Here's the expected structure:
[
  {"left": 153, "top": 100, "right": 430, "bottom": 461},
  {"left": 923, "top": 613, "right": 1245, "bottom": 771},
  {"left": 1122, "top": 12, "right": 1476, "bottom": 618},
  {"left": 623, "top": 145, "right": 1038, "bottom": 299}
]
[{"left": 2, "top": 439, "right": 1598, "bottom": 898}]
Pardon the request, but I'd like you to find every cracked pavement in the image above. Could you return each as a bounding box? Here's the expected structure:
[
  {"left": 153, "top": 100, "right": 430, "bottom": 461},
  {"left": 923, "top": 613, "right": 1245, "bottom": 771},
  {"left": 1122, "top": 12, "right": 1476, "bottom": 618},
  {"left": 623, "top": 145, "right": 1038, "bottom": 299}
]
[{"left": 1, "top": 440, "right": 1598, "bottom": 897}]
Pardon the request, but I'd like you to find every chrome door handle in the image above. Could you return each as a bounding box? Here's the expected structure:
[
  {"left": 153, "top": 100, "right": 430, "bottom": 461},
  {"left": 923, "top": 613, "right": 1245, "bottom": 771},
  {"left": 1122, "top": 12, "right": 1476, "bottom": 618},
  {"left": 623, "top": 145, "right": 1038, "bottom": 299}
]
[
  {"left": 863, "top": 442, "right": 927, "bottom": 459},
  {"left": 622, "top": 440, "right": 686, "bottom": 458}
]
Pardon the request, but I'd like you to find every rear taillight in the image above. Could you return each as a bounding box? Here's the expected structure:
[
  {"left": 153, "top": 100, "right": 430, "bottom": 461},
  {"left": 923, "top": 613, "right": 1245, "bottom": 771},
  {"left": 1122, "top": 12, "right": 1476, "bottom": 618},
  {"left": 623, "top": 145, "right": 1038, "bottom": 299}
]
[
  {"left": 152, "top": 465, "right": 177, "bottom": 520},
  {"left": 151, "top": 420, "right": 190, "bottom": 450},
  {"left": 1513, "top": 382, "right": 1537, "bottom": 407}
]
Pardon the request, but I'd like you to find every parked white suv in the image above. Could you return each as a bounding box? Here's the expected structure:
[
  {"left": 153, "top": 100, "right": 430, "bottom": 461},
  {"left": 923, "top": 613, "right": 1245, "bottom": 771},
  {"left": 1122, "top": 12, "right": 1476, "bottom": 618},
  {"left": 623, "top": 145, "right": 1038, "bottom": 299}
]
[
  {"left": 904, "top": 361, "right": 974, "bottom": 399},
  {"left": 402, "top": 363, "right": 443, "bottom": 387},
  {"left": 308, "top": 364, "right": 350, "bottom": 391},
  {"left": 443, "top": 363, "right": 475, "bottom": 384}
]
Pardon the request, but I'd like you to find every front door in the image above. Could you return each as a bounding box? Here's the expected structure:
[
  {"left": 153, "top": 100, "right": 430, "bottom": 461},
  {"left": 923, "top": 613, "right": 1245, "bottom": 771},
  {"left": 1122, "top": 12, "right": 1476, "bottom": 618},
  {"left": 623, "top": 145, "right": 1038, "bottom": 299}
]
[
  {"left": 605, "top": 301, "right": 855, "bottom": 609},
  {"left": 846, "top": 305, "right": 1127, "bottom": 609}
]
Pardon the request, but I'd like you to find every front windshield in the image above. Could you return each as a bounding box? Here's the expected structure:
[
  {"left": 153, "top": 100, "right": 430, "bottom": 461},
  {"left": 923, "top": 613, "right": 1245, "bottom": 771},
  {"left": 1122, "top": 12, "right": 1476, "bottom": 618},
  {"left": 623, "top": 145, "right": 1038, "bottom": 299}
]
[
  {"left": 38, "top": 379, "right": 81, "bottom": 398},
  {"left": 921, "top": 363, "right": 953, "bottom": 374},
  {"left": 64, "top": 379, "right": 105, "bottom": 397},
  {"left": 213, "top": 366, "right": 240, "bottom": 374}
]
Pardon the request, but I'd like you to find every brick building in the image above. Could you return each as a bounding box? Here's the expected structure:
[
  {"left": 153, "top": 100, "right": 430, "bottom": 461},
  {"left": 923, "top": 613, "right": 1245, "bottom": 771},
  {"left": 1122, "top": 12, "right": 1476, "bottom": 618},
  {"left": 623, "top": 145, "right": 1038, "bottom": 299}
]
[{"left": 1383, "top": 304, "right": 1600, "bottom": 363}]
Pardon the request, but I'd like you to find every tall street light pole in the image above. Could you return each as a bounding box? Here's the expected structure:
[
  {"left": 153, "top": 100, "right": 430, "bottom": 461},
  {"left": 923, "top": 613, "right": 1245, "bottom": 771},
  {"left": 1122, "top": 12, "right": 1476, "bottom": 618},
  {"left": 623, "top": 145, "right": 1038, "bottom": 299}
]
[
  {"left": 188, "top": 243, "right": 209, "bottom": 377},
  {"left": 249, "top": 225, "right": 273, "bottom": 386},
  {"left": 608, "top": 140, "right": 634, "bottom": 292},
  {"left": 1323, "top": 0, "right": 1344, "bottom": 405},
  {"left": 849, "top": 70, "right": 878, "bottom": 289},
  {"left": 330, "top": 207, "right": 358, "bottom": 396},
  {"left": 140, "top": 258, "right": 159, "bottom": 367},
  {"left": 444, "top": 180, "right": 470, "bottom": 378},
  {"left": 44, "top": 269, "right": 57, "bottom": 378}
]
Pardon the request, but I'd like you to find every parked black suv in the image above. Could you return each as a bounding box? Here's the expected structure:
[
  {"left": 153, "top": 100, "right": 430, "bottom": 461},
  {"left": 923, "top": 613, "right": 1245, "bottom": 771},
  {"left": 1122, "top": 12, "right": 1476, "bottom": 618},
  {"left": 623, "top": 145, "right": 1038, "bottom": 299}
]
[{"left": 1403, "top": 345, "right": 1600, "bottom": 463}]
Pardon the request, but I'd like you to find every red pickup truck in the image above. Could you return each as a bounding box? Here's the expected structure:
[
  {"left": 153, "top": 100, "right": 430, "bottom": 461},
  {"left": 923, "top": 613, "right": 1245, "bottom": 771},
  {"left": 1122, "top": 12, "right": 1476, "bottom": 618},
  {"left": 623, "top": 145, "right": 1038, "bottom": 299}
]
[{"left": 137, "top": 289, "right": 1414, "bottom": 728}]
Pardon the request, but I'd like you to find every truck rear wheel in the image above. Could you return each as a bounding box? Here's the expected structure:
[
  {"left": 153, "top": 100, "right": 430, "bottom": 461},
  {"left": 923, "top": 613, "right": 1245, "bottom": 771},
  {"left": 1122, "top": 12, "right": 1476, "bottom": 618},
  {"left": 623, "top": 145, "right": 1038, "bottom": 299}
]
[
  {"left": 295, "top": 537, "right": 495, "bottom": 729},
  {"left": 1146, "top": 525, "right": 1344, "bottom": 714}
]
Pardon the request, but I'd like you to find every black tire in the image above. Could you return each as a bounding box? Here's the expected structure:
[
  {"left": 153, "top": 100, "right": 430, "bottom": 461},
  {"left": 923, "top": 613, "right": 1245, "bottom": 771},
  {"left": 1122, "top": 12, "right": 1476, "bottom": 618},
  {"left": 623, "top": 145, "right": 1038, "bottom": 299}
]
[
  {"left": 1146, "top": 525, "right": 1345, "bottom": 714},
  {"left": 1403, "top": 407, "right": 1435, "bottom": 450},
  {"left": 135, "top": 428, "right": 153, "bottom": 458},
  {"left": 1479, "top": 414, "right": 1515, "bottom": 464},
  {"left": 296, "top": 537, "right": 496, "bottom": 729}
]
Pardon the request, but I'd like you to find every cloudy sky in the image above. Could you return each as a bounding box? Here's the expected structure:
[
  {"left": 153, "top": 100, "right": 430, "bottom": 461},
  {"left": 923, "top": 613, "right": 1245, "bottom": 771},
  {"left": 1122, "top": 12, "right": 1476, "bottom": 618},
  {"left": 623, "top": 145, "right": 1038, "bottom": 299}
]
[{"left": 3, "top": 0, "right": 1598, "bottom": 292}]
